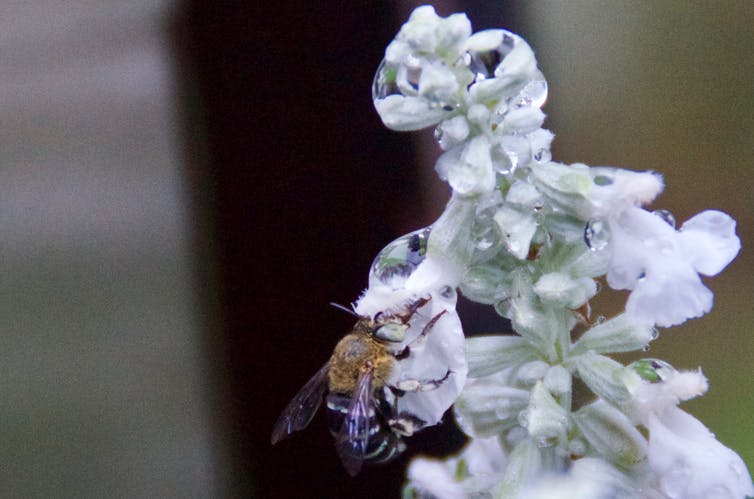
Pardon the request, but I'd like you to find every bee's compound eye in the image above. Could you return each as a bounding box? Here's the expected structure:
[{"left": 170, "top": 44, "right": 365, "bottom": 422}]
[{"left": 373, "top": 323, "right": 407, "bottom": 342}]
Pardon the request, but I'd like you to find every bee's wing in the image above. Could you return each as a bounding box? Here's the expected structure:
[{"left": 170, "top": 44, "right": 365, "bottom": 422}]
[
  {"left": 271, "top": 362, "right": 330, "bottom": 445},
  {"left": 334, "top": 369, "right": 373, "bottom": 476}
]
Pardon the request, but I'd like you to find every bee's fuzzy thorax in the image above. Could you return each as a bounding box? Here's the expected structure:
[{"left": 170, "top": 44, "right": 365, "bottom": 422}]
[{"left": 327, "top": 332, "right": 394, "bottom": 393}]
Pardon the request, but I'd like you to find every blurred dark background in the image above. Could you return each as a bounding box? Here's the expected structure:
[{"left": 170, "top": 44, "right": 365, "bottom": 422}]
[{"left": 0, "top": 1, "right": 751, "bottom": 497}]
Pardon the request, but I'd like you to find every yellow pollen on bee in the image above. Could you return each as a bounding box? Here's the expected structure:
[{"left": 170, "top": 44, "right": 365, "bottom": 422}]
[{"left": 327, "top": 332, "right": 395, "bottom": 393}]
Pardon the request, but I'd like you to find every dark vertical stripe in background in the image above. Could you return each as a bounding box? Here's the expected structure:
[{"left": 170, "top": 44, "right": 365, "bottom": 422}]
[{"left": 177, "top": 3, "right": 501, "bottom": 497}]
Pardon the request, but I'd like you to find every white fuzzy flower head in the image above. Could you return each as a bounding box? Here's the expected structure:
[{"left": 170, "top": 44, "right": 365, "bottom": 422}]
[
  {"left": 606, "top": 207, "right": 740, "bottom": 327},
  {"left": 368, "top": 6, "right": 749, "bottom": 498},
  {"left": 530, "top": 163, "right": 664, "bottom": 221},
  {"left": 374, "top": 5, "right": 553, "bottom": 197},
  {"left": 623, "top": 360, "right": 754, "bottom": 498},
  {"left": 354, "top": 228, "right": 467, "bottom": 428},
  {"left": 623, "top": 359, "right": 708, "bottom": 418}
]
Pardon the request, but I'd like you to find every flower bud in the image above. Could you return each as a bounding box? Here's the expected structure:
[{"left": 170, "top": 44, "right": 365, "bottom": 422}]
[
  {"left": 573, "top": 400, "right": 647, "bottom": 468},
  {"left": 522, "top": 382, "right": 569, "bottom": 447},
  {"left": 465, "top": 335, "right": 539, "bottom": 378},
  {"left": 572, "top": 352, "right": 631, "bottom": 409},
  {"left": 571, "top": 314, "right": 655, "bottom": 355}
]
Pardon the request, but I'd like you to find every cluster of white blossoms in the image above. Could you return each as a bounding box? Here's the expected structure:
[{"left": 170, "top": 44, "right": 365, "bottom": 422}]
[{"left": 355, "top": 5, "right": 753, "bottom": 499}]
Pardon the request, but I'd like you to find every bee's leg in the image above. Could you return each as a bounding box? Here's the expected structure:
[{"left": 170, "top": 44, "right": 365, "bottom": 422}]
[
  {"left": 394, "top": 309, "right": 447, "bottom": 360},
  {"left": 389, "top": 369, "right": 453, "bottom": 393},
  {"left": 393, "top": 295, "right": 431, "bottom": 324}
]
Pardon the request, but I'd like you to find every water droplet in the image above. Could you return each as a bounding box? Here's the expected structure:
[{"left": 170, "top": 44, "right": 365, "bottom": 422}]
[
  {"left": 517, "top": 409, "right": 530, "bottom": 428},
  {"left": 637, "top": 271, "right": 647, "bottom": 282},
  {"left": 490, "top": 144, "right": 519, "bottom": 174},
  {"left": 510, "top": 79, "right": 548, "bottom": 109},
  {"left": 594, "top": 281, "right": 602, "bottom": 293},
  {"left": 642, "top": 345, "right": 651, "bottom": 352},
  {"left": 471, "top": 218, "right": 501, "bottom": 255},
  {"left": 650, "top": 327, "right": 659, "bottom": 340},
  {"left": 369, "top": 227, "right": 431, "bottom": 287},
  {"left": 630, "top": 358, "right": 676, "bottom": 383},
  {"left": 533, "top": 148, "right": 551, "bottom": 163},
  {"left": 584, "top": 220, "right": 609, "bottom": 251},
  {"left": 467, "top": 31, "right": 518, "bottom": 83},
  {"left": 536, "top": 436, "right": 558, "bottom": 448},
  {"left": 494, "top": 298, "right": 513, "bottom": 318},
  {"left": 653, "top": 209, "right": 677, "bottom": 228},
  {"left": 439, "top": 285, "right": 456, "bottom": 300},
  {"left": 373, "top": 58, "right": 444, "bottom": 104},
  {"left": 433, "top": 127, "right": 443, "bottom": 144},
  {"left": 494, "top": 403, "right": 511, "bottom": 420},
  {"left": 594, "top": 315, "right": 606, "bottom": 325},
  {"left": 593, "top": 174, "right": 613, "bottom": 186},
  {"left": 372, "top": 59, "right": 401, "bottom": 101}
]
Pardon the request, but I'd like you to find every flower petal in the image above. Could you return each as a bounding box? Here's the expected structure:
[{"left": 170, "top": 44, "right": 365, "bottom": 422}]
[
  {"left": 677, "top": 210, "right": 741, "bottom": 276},
  {"left": 648, "top": 407, "right": 754, "bottom": 499}
]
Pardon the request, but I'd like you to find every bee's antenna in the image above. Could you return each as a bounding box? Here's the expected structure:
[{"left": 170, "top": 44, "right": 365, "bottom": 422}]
[{"left": 329, "top": 302, "right": 359, "bottom": 317}]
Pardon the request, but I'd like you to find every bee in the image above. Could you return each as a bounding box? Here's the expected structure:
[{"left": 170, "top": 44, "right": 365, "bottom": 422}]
[{"left": 270, "top": 297, "right": 451, "bottom": 476}]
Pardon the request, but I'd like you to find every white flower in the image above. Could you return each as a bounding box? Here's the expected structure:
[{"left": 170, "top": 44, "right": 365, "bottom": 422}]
[
  {"left": 647, "top": 407, "right": 754, "bottom": 499},
  {"left": 436, "top": 136, "right": 496, "bottom": 196},
  {"left": 513, "top": 462, "right": 621, "bottom": 499},
  {"left": 389, "top": 290, "right": 467, "bottom": 428},
  {"left": 404, "top": 437, "right": 506, "bottom": 499},
  {"left": 385, "top": 6, "right": 470, "bottom": 63},
  {"left": 607, "top": 206, "right": 740, "bottom": 327},
  {"left": 530, "top": 163, "right": 664, "bottom": 220},
  {"left": 354, "top": 281, "right": 467, "bottom": 429},
  {"left": 355, "top": 243, "right": 467, "bottom": 429},
  {"left": 623, "top": 361, "right": 754, "bottom": 498},
  {"left": 375, "top": 6, "right": 553, "bottom": 185}
]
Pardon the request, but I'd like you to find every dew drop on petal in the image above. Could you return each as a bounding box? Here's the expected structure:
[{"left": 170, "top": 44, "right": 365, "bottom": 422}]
[
  {"left": 491, "top": 143, "right": 519, "bottom": 174},
  {"left": 494, "top": 405, "right": 510, "bottom": 420},
  {"left": 467, "top": 31, "right": 518, "bottom": 83},
  {"left": 471, "top": 217, "right": 501, "bottom": 254},
  {"left": 510, "top": 79, "right": 548, "bottom": 109},
  {"left": 369, "top": 227, "right": 431, "bottom": 286},
  {"left": 593, "top": 174, "right": 614, "bottom": 186},
  {"left": 439, "top": 285, "right": 456, "bottom": 300},
  {"left": 584, "top": 220, "right": 609, "bottom": 251},
  {"left": 652, "top": 209, "right": 677, "bottom": 228},
  {"left": 629, "top": 359, "right": 674, "bottom": 383},
  {"left": 517, "top": 409, "right": 530, "bottom": 428},
  {"left": 533, "top": 148, "right": 551, "bottom": 163},
  {"left": 433, "top": 127, "right": 443, "bottom": 144},
  {"left": 372, "top": 59, "right": 401, "bottom": 101},
  {"left": 536, "top": 436, "right": 558, "bottom": 448}
]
